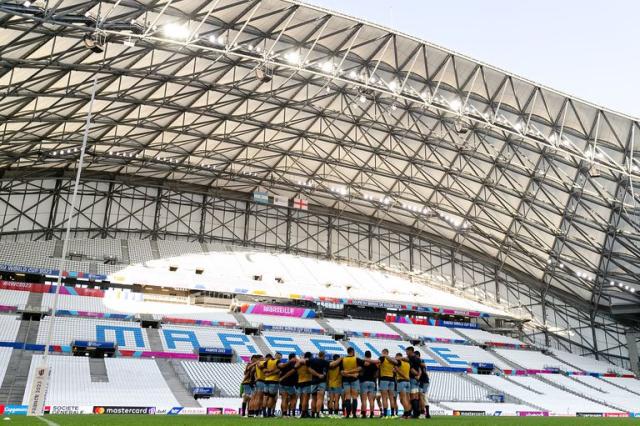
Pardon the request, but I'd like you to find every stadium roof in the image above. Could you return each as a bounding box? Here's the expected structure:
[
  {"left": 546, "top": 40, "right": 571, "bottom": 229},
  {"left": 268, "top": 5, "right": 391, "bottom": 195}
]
[{"left": 0, "top": 0, "right": 639, "bottom": 314}]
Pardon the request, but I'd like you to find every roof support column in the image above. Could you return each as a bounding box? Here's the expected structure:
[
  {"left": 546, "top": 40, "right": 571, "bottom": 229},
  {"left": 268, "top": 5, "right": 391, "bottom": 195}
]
[
  {"left": 100, "top": 181, "right": 114, "bottom": 239},
  {"left": 243, "top": 201, "right": 250, "bottom": 247},
  {"left": 285, "top": 207, "right": 292, "bottom": 254},
  {"left": 326, "top": 217, "right": 333, "bottom": 258},
  {"left": 151, "top": 188, "right": 162, "bottom": 241},
  {"left": 626, "top": 331, "right": 639, "bottom": 376},
  {"left": 450, "top": 248, "right": 456, "bottom": 287},
  {"left": 198, "top": 194, "right": 207, "bottom": 243},
  {"left": 45, "top": 178, "right": 62, "bottom": 241}
]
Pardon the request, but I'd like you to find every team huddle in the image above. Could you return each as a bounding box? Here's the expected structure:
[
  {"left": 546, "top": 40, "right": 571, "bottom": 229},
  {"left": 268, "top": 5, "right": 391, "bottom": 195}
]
[{"left": 241, "top": 346, "right": 431, "bottom": 419}]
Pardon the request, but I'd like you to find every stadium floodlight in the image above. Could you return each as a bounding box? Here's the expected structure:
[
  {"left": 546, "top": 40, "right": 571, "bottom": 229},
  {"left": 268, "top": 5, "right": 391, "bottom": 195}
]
[
  {"left": 83, "top": 33, "right": 104, "bottom": 53},
  {"left": 164, "top": 23, "right": 190, "bottom": 40},
  {"left": 255, "top": 63, "right": 273, "bottom": 83},
  {"left": 449, "top": 98, "right": 462, "bottom": 113},
  {"left": 284, "top": 50, "right": 301, "bottom": 65}
]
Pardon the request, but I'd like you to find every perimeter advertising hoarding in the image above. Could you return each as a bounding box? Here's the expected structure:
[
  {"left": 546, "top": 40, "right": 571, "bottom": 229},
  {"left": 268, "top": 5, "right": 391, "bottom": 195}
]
[
  {"left": 453, "top": 410, "right": 486, "bottom": 416},
  {"left": 93, "top": 406, "right": 156, "bottom": 415}
]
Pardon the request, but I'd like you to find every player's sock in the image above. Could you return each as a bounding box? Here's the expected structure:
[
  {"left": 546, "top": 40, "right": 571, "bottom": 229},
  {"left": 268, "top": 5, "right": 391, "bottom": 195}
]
[
  {"left": 426, "top": 404, "right": 431, "bottom": 418},
  {"left": 411, "top": 399, "right": 420, "bottom": 418},
  {"left": 352, "top": 399, "right": 358, "bottom": 417},
  {"left": 344, "top": 399, "right": 351, "bottom": 417}
]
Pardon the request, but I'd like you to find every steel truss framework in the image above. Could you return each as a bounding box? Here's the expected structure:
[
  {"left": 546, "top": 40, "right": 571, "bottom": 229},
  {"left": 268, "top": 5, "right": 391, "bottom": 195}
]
[
  {"left": 0, "top": 172, "right": 634, "bottom": 368},
  {"left": 0, "top": 0, "right": 638, "bottom": 361}
]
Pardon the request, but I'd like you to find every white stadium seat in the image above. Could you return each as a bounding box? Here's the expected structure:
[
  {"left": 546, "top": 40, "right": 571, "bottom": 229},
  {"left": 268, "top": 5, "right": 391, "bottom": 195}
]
[{"left": 23, "top": 355, "right": 178, "bottom": 407}]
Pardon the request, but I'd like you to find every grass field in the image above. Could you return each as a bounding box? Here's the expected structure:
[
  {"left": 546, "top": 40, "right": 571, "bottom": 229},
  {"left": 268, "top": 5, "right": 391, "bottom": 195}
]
[{"left": 2, "top": 416, "right": 639, "bottom": 425}]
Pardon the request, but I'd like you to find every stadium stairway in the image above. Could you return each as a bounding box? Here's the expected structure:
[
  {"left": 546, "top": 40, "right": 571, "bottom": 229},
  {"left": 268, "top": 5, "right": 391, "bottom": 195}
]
[
  {"left": 314, "top": 318, "right": 336, "bottom": 335},
  {"left": 419, "top": 346, "right": 449, "bottom": 367},
  {"left": 53, "top": 240, "right": 63, "bottom": 258},
  {"left": 597, "top": 377, "right": 640, "bottom": 397},
  {"left": 503, "top": 376, "right": 544, "bottom": 395},
  {"left": 0, "top": 349, "right": 33, "bottom": 405},
  {"left": 450, "top": 328, "right": 478, "bottom": 343},
  {"left": 231, "top": 312, "right": 251, "bottom": 329},
  {"left": 566, "top": 375, "right": 605, "bottom": 393},
  {"left": 120, "top": 240, "right": 130, "bottom": 264},
  {"left": 546, "top": 352, "right": 583, "bottom": 372},
  {"left": 384, "top": 322, "right": 412, "bottom": 341},
  {"left": 24, "top": 291, "right": 43, "bottom": 312},
  {"left": 150, "top": 240, "right": 160, "bottom": 260},
  {"left": 251, "top": 335, "right": 271, "bottom": 356},
  {"left": 485, "top": 348, "right": 524, "bottom": 370},
  {"left": 145, "top": 327, "right": 165, "bottom": 352},
  {"left": 464, "top": 375, "right": 546, "bottom": 411},
  {"left": 89, "top": 358, "right": 109, "bottom": 383},
  {"left": 155, "top": 358, "right": 199, "bottom": 407}
]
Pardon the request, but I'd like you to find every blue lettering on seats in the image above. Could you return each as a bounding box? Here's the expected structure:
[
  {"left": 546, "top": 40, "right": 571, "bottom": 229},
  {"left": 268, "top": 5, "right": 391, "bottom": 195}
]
[
  {"left": 95, "top": 325, "right": 145, "bottom": 348},
  {"left": 264, "top": 336, "right": 303, "bottom": 355},
  {"left": 430, "top": 347, "right": 467, "bottom": 366},
  {"left": 163, "top": 329, "right": 201, "bottom": 350},
  {"left": 217, "top": 333, "right": 257, "bottom": 354}
]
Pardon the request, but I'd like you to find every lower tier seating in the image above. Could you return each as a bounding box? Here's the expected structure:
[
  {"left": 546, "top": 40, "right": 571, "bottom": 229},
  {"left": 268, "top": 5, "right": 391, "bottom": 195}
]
[
  {"left": 23, "top": 355, "right": 179, "bottom": 407},
  {"left": 428, "top": 372, "right": 490, "bottom": 401},
  {"left": 181, "top": 361, "right": 245, "bottom": 397}
]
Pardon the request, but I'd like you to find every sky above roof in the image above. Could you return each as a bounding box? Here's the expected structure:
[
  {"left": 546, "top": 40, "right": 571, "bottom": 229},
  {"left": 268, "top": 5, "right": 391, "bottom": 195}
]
[{"left": 308, "top": 0, "right": 640, "bottom": 119}]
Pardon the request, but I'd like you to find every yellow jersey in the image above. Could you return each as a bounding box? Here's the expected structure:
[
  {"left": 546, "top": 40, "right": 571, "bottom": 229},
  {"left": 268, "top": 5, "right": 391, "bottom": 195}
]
[
  {"left": 328, "top": 366, "right": 342, "bottom": 387},
  {"left": 297, "top": 363, "right": 312, "bottom": 384},
  {"left": 342, "top": 355, "right": 358, "bottom": 372},
  {"left": 397, "top": 360, "right": 410, "bottom": 381},
  {"left": 379, "top": 357, "right": 395, "bottom": 379},
  {"left": 255, "top": 362, "right": 265, "bottom": 381},
  {"left": 264, "top": 359, "right": 280, "bottom": 382}
]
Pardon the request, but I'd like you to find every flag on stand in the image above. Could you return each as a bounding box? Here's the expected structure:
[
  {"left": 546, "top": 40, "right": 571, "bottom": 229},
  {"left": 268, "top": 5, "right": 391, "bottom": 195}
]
[
  {"left": 253, "top": 191, "right": 269, "bottom": 204},
  {"left": 292, "top": 198, "right": 308, "bottom": 210},
  {"left": 272, "top": 195, "right": 289, "bottom": 207}
]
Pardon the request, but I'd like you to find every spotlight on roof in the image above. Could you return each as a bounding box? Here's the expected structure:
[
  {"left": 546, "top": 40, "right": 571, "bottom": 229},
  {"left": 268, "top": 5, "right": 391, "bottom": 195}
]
[
  {"left": 255, "top": 63, "right": 273, "bottom": 83},
  {"left": 83, "top": 33, "right": 104, "bottom": 54}
]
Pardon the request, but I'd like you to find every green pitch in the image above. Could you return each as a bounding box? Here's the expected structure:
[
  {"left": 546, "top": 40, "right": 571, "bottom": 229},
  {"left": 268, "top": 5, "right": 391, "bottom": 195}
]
[{"left": 2, "top": 416, "right": 639, "bottom": 425}]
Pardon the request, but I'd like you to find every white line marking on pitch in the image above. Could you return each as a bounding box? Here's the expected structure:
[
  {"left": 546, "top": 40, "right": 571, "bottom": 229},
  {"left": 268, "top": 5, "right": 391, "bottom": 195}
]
[{"left": 36, "top": 416, "right": 60, "bottom": 426}]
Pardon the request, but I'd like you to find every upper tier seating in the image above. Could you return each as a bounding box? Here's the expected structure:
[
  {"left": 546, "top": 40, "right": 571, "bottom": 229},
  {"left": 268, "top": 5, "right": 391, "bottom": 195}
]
[
  {"left": 455, "top": 328, "right": 523, "bottom": 345},
  {"left": 0, "top": 347, "right": 12, "bottom": 385},
  {"left": 67, "top": 239, "right": 121, "bottom": 260},
  {"left": 42, "top": 293, "right": 121, "bottom": 314},
  {"left": 326, "top": 318, "right": 398, "bottom": 337},
  {"left": 128, "top": 240, "right": 154, "bottom": 264},
  {"left": 108, "top": 246, "right": 507, "bottom": 316},
  {"left": 472, "top": 374, "right": 614, "bottom": 415},
  {"left": 262, "top": 332, "right": 347, "bottom": 356},
  {"left": 157, "top": 240, "right": 203, "bottom": 259},
  {"left": 494, "top": 349, "right": 569, "bottom": 370},
  {"left": 36, "top": 317, "right": 151, "bottom": 351},
  {"left": 428, "top": 372, "right": 490, "bottom": 401},
  {"left": 0, "top": 314, "right": 21, "bottom": 341},
  {"left": 0, "top": 289, "right": 29, "bottom": 309},
  {"left": 551, "top": 349, "right": 632, "bottom": 374},
  {"left": 23, "top": 355, "right": 179, "bottom": 407},
  {"left": 244, "top": 314, "right": 323, "bottom": 332},
  {"left": 181, "top": 361, "right": 245, "bottom": 397},
  {"left": 424, "top": 343, "right": 511, "bottom": 369},
  {"left": 158, "top": 307, "right": 238, "bottom": 324},
  {"left": 391, "top": 322, "right": 464, "bottom": 341},
  {"left": 158, "top": 325, "right": 260, "bottom": 358},
  {"left": 570, "top": 375, "right": 640, "bottom": 412}
]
